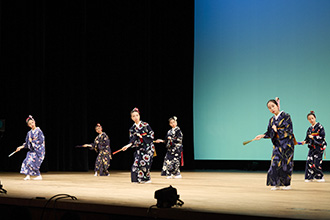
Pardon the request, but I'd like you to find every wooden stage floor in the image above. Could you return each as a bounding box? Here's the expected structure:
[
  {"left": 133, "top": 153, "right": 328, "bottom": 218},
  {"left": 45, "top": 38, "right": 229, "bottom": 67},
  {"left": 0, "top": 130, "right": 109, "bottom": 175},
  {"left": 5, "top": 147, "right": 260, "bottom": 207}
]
[{"left": 0, "top": 171, "right": 329, "bottom": 220}]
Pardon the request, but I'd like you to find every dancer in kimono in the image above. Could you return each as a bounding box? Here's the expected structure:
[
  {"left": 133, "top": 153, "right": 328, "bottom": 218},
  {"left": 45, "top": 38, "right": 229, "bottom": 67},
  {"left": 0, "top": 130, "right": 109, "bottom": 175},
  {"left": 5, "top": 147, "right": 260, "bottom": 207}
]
[
  {"left": 82, "top": 123, "right": 111, "bottom": 176},
  {"left": 122, "top": 107, "right": 155, "bottom": 183},
  {"left": 155, "top": 116, "right": 183, "bottom": 179},
  {"left": 16, "top": 115, "right": 45, "bottom": 180},
  {"left": 300, "top": 111, "right": 326, "bottom": 182},
  {"left": 255, "top": 98, "right": 295, "bottom": 190}
]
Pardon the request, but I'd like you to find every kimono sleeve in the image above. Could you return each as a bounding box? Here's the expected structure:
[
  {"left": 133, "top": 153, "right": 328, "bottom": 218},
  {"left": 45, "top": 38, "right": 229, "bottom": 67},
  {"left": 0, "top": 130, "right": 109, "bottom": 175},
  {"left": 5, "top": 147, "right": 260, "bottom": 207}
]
[
  {"left": 142, "top": 124, "right": 154, "bottom": 142},
  {"left": 172, "top": 129, "right": 183, "bottom": 145},
  {"left": 312, "top": 126, "right": 326, "bottom": 147},
  {"left": 103, "top": 134, "right": 111, "bottom": 152},
  {"left": 165, "top": 130, "right": 172, "bottom": 148},
  {"left": 31, "top": 129, "right": 45, "bottom": 150},
  {"left": 99, "top": 133, "right": 110, "bottom": 150},
  {"left": 304, "top": 129, "right": 311, "bottom": 144},
  {"left": 264, "top": 118, "right": 275, "bottom": 139},
  {"left": 90, "top": 142, "right": 97, "bottom": 151},
  {"left": 164, "top": 131, "right": 170, "bottom": 141},
  {"left": 276, "top": 113, "right": 293, "bottom": 139},
  {"left": 23, "top": 132, "right": 30, "bottom": 149},
  {"left": 35, "top": 129, "right": 45, "bottom": 147},
  {"left": 129, "top": 129, "right": 138, "bottom": 145},
  {"left": 91, "top": 136, "right": 99, "bottom": 151}
]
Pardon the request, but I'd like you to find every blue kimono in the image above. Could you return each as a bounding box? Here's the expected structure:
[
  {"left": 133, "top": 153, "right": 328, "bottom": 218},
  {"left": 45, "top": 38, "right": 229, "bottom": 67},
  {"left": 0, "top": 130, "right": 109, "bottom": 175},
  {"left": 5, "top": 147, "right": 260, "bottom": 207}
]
[
  {"left": 264, "top": 112, "right": 295, "bottom": 186},
  {"left": 304, "top": 122, "right": 327, "bottom": 180},
  {"left": 92, "top": 132, "right": 111, "bottom": 176},
  {"left": 161, "top": 126, "right": 183, "bottom": 177},
  {"left": 129, "top": 121, "right": 155, "bottom": 183},
  {"left": 20, "top": 127, "right": 45, "bottom": 176}
]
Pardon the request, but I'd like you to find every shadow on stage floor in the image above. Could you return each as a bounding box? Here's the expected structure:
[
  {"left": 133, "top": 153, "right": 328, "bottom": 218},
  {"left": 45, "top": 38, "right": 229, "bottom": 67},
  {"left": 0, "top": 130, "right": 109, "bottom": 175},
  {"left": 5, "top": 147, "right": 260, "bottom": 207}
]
[{"left": 0, "top": 171, "right": 329, "bottom": 220}]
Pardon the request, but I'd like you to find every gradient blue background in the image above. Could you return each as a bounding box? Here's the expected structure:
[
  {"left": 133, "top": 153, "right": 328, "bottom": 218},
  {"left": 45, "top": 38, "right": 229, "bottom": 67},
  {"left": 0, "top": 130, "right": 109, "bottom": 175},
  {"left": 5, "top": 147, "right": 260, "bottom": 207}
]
[{"left": 194, "top": 0, "right": 330, "bottom": 160}]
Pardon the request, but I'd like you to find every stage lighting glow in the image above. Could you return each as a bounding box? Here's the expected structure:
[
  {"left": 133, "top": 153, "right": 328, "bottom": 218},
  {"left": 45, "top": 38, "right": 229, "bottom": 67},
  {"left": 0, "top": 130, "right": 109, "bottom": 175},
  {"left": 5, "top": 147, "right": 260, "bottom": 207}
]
[{"left": 194, "top": 0, "right": 330, "bottom": 161}]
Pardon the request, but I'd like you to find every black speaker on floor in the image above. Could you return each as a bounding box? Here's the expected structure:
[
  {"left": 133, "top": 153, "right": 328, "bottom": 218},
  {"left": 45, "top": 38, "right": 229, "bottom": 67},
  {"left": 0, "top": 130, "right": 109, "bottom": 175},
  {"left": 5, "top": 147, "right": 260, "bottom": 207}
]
[
  {"left": 0, "top": 181, "right": 7, "bottom": 194},
  {"left": 154, "top": 185, "right": 184, "bottom": 208}
]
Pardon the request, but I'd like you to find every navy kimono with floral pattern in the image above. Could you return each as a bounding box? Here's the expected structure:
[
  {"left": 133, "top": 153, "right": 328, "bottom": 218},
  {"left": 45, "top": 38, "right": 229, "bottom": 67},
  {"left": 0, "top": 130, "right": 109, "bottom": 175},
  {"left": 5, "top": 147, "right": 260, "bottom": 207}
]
[
  {"left": 129, "top": 121, "right": 155, "bottom": 183},
  {"left": 161, "top": 126, "right": 183, "bottom": 177},
  {"left": 20, "top": 127, "right": 45, "bottom": 176},
  {"left": 91, "top": 132, "right": 111, "bottom": 176},
  {"left": 304, "top": 122, "right": 327, "bottom": 180},
  {"left": 264, "top": 112, "right": 295, "bottom": 186}
]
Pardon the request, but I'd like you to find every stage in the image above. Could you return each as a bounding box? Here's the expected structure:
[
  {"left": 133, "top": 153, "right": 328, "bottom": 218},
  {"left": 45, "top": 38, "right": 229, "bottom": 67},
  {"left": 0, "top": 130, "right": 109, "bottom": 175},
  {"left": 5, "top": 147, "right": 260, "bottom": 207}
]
[{"left": 0, "top": 171, "right": 329, "bottom": 220}]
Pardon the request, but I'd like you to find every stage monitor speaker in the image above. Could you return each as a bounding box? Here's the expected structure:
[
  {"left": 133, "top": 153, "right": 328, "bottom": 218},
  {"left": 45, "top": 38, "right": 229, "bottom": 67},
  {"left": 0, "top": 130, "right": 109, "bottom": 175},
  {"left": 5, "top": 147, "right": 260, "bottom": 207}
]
[
  {"left": 0, "top": 119, "right": 5, "bottom": 132},
  {"left": 154, "top": 185, "right": 184, "bottom": 208},
  {"left": 0, "top": 181, "right": 7, "bottom": 194}
]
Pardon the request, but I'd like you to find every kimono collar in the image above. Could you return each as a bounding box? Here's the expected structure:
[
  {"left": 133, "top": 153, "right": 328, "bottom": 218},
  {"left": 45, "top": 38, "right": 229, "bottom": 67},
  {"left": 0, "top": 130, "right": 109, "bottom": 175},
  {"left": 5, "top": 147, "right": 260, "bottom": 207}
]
[
  {"left": 171, "top": 126, "right": 180, "bottom": 133},
  {"left": 134, "top": 121, "right": 142, "bottom": 130},
  {"left": 274, "top": 111, "right": 283, "bottom": 120},
  {"left": 312, "top": 122, "right": 319, "bottom": 128},
  {"left": 31, "top": 127, "right": 39, "bottom": 133}
]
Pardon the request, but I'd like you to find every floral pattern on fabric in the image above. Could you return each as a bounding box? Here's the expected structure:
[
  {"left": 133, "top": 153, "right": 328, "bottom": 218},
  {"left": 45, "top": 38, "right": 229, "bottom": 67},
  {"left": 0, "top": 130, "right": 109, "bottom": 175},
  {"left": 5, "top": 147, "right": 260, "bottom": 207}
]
[
  {"left": 304, "top": 122, "right": 326, "bottom": 180},
  {"left": 20, "top": 127, "right": 45, "bottom": 176},
  {"left": 92, "top": 132, "right": 111, "bottom": 176},
  {"left": 161, "top": 126, "right": 183, "bottom": 177},
  {"left": 129, "top": 121, "right": 154, "bottom": 183}
]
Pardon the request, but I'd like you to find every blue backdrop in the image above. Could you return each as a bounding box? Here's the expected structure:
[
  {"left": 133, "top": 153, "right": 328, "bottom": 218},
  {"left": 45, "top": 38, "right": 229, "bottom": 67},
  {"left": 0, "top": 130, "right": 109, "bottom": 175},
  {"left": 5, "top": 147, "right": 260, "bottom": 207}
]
[{"left": 194, "top": 0, "right": 330, "bottom": 160}]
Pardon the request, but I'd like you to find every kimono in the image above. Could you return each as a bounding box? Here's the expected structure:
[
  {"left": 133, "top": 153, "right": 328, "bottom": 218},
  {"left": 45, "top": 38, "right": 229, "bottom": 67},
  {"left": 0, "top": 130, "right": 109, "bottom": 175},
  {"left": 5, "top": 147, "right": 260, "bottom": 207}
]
[
  {"left": 129, "top": 121, "right": 155, "bottom": 183},
  {"left": 20, "top": 127, "right": 45, "bottom": 176},
  {"left": 264, "top": 111, "right": 295, "bottom": 186},
  {"left": 304, "top": 122, "right": 327, "bottom": 180},
  {"left": 91, "top": 132, "right": 111, "bottom": 176},
  {"left": 161, "top": 126, "right": 183, "bottom": 177}
]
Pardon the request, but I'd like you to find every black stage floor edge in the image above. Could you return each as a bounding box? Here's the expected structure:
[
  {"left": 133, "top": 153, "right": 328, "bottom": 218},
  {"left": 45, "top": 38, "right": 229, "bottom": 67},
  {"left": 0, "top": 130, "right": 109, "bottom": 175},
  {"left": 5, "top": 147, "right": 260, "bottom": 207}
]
[
  {"left": 0, "top": 197, "right": 293, "bottom": 220},
  {"left": 0, "top": 197, "right": 292, "bottom": 220}
]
